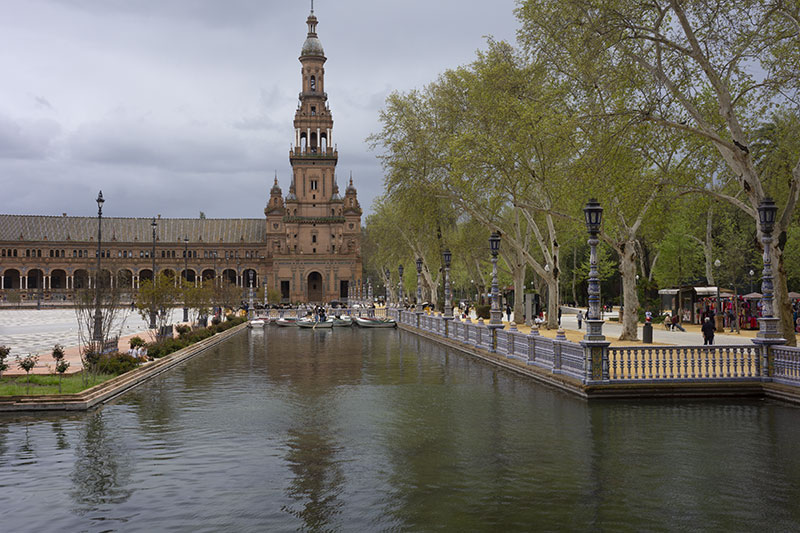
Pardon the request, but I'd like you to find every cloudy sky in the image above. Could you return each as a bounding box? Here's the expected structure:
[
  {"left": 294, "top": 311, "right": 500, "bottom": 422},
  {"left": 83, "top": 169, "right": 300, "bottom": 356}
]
[{"left": 0, "top": 0, "right": 519, "bottom": 220}]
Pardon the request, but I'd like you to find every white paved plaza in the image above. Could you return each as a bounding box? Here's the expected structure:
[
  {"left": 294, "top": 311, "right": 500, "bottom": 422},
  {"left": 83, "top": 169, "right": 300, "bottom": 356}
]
[{"left": 0, "top": 307, "right": 182, "bottom": 362}]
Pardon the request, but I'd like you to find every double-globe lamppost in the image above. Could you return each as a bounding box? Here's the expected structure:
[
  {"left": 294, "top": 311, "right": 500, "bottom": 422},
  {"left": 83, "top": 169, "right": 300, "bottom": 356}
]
[
  {"left": 92, "top": 191, "right": 105, "bottom": 343},
  {"left": 149, "top": 217, "right": 158, "bottom": 329},
  {"left": 415, "top": 258, "right": 423, "bottom": 326},
  {"left": 488, "top": 232, "right": 503, "bottom": 327},
  {"left": 385, "top": 268, "right": 391, "bottom": 306}
]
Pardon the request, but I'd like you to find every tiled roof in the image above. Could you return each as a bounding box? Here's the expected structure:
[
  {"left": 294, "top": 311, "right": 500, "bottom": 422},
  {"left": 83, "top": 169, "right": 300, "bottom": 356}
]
[{"left": 0, "top": 215, "right": 266, "bottom": 244}]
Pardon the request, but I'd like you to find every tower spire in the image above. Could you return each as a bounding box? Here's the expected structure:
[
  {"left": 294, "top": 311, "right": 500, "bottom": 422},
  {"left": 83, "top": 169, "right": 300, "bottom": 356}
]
[{"left": 311, "top": 0, "right": 314, "bottom": 14}]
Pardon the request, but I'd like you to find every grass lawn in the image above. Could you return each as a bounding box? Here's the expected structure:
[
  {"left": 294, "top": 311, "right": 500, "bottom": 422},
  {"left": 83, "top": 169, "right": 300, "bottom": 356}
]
[{"left": 0, "top": 373, "right": 116, "bottom": 396}]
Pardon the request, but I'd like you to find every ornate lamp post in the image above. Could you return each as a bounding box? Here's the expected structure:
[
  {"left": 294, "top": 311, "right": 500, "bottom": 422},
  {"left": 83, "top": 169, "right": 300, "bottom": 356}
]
[
  {"left": 248, "top": 270, "right": 254, "bottom": 319},
  {"left": 749, "top": 269, "right": 754, "bottom": 294},
  {"left": 183, "top": 236, "right": 189, "bottom": 323},
  {"left": 398, "top": 264, "right": 404, "bottom": 308},
  {"left": 367, "top": 278, "right": 373, "bottom": 305},
  {"left": 488, "top": 232, "right": 502, "bottom": 327},
  {"left": 583, "top": 199, "right": 605, "bottom": 341},
  {"left": 755, "top": 198, "right": 783, "bottom": 344},
  {"left": 443, "top": 248, "right": 453, "bottom": 318},
  {"left": 92, "top": 190, "right": 105, "bottom": 343},
  {"left": 714, "top": 258, "right": 723, "bottom": 331},
  {"left": 415, "top": 258, "right": 423, "bottom": 309},
  {"left": 581, "top": 198, "right": 609, "bottom": 383},
  {"left": 149, "top": 217, "right": 157, "bottom": 329}
]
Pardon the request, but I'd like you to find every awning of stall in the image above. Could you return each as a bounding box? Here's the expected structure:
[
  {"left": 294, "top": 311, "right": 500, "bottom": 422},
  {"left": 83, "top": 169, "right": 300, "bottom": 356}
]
[
  {"left": 694, "top": 287, "right": 718, "bottom": 296},
  {"left": 742, "top": 292, "right": 762, "bottom": 299},
  {"left": 788, "top": 291, "right": 800, "bottom": 300},
  {"left": 658, "top": 289, "right": 679, "bottom": 295}
]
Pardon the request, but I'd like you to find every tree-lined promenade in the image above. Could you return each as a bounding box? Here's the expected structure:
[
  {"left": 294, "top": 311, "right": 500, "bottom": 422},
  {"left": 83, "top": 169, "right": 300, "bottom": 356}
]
[{"left": 364, "top": 0, "right": 800, "bottom": 345}]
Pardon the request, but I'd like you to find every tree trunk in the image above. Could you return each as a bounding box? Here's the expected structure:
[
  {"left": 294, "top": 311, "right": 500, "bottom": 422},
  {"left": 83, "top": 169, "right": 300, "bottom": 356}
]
[
  {"left": 770, "top": 239, "right": 797, "bottom": 346},
  {"left": 544, "top": 274, "right": 559, "bottom": 329},
  {"left": 571, "top": 247, "right": 578, "bottom": 306},
  {"left": 618, "top": 241, "right": 640, "bottom": 340},
  {"left": 513, "top": 262, "right": 525, "bottom": 324}
]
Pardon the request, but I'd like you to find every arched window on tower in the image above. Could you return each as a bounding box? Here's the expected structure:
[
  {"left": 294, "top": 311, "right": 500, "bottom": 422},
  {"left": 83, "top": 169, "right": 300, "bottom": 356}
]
[
  {"left": 310, "top": 132, "right": 318, "bottom": 154},
  {"left": 310, "top": 76, "right": 316, "bottom": 92}
]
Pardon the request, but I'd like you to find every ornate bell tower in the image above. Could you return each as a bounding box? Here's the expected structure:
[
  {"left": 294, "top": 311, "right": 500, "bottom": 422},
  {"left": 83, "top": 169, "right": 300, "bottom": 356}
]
[{"left": 264, "top": 4, "right": 361, "bottom": 304}]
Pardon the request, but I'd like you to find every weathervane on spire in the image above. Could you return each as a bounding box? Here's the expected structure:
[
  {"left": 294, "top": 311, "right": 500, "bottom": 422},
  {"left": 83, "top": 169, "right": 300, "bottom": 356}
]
[{"left": 311, "top": 0, "right": 314, "bottom": 14}]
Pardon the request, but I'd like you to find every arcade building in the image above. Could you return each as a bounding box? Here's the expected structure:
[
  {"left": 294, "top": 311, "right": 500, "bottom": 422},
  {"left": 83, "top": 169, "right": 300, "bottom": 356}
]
[{"left": 0, "top": 8, "right": 363, "bottom": 305}]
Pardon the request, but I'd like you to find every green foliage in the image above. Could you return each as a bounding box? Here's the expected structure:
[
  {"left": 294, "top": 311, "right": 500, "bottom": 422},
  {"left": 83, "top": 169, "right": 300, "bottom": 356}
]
[
  {"left": 136, "top": 272, "right": 180, "bottom": 328},
  {"left": 129, "top": 336, "right": 146, "bottom": 348},
  {"left": 0, "top": 373, "right": 115, "bottom": 396},
  {"left": 652, "top": 223, "right": 706, "bottom": 287},
  {"left": 0, "top": 345, "right": 9, "bottom": 374},
  {"left": 52, "top": 343, "right": 65, "bottom": 361},
  {"left": 17, "top": 354, "right": 38, "bottom": 375},
  {"left": 55, "top": 359, "right": 70, "bottom": 376},
  {"left": 95, "top": 353, "right": 140, "bottom": 375}
]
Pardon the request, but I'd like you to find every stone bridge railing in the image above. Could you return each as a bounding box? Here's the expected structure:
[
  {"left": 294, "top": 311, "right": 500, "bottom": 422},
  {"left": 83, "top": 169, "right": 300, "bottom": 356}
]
[{"left": 386, "top": 308, "right": 800, "bottom": 388}]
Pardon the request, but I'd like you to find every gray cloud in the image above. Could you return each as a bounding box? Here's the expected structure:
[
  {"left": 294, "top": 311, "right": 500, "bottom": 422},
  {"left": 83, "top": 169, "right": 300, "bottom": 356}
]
[
  {"left": 0, "top": 114, "right": 61, "bottom": 160},
  {"left": 0, "top": 0, "right": 519, "bottom": 218}
]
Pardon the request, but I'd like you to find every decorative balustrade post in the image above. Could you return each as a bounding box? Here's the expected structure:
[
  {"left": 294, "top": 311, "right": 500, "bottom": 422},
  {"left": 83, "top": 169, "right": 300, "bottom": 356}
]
[
  {"left": 487, "top": 232, "right": 504, "bottom": 352},
  {"left": 751, "top": 197, "right": 786, "bottom": 378},
  {"left": 579, "top": 199, "right": 611, "bottom": 384}
]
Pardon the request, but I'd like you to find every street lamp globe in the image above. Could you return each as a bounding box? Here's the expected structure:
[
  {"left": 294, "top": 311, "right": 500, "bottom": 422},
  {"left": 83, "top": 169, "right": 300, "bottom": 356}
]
[
  {"left": 714, "top": 258, "right": 721, "bottom": 268},
  {"left": 96, "top": 190, "right": 105, "bottom": 210},
  {"left": 489, "top": 232, "right": 500, "bottom": 257},
  {"left": 443, "top": 248, "right": 452, "bottom": 268},
  {"left": 583, "top": 198, "right": 603, "bottom": 235},
  {"left": 415, "top": 258, "right": 422, "bottom": 273},
  {"left": 758, "top": 197, "right": 778, "bottom": 234}
]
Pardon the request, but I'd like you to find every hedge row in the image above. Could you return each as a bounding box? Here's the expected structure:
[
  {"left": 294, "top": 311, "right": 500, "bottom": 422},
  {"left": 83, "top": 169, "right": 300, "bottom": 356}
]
[{"left": 146, "top": 316, "right": 247, "bottom": 359}]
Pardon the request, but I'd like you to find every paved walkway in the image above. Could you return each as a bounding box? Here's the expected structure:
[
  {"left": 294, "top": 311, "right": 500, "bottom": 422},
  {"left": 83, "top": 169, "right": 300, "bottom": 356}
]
[{"left": 0, "top": 308, "right": 183, "bottom": 376}]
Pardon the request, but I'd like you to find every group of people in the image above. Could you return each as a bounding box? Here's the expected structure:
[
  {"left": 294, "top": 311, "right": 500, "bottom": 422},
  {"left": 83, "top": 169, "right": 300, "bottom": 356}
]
[{"left": 127, "top": 345, "right": 148, "bottom": 360}]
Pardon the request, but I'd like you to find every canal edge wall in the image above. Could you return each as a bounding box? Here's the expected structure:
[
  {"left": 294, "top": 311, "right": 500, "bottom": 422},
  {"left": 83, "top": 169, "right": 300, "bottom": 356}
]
[
  {"left": 0, "top": 322, "right": 249, "bottom": 413},
  {"left": 398, "top": 322, "right": 800, "bottom": 404},
  {"left": 397, "top": 322, "right": 589, "bottom": 398}
]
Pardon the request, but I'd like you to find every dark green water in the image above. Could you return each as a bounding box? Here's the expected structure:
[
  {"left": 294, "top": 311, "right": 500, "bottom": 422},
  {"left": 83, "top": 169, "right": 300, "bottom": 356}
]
[{"left": 1, "top": 327, "right": 800, "bottom": 532}]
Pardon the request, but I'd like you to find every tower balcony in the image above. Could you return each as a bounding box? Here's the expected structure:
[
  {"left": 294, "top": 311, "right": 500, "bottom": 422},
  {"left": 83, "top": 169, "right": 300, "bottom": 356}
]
[
  {"left": 299, "top": 91, "right": 328, "bottom": 101},
  {"left": 290, "top": 147, "right": 338, "bottom": 159}
]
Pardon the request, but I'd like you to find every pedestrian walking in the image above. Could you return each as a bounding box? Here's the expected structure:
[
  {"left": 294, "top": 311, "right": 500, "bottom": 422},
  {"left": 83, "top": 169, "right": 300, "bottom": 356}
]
[
  {"left": 576, "top": 310, "right": 583, "bottom": 329},
  {"left": 701, "top": 317, "right": 715, "bottom": 345},
  {"left": 505, "top": 304, "right": 512, "bottom": 322},
  {"left": 557, "top": 307, "right": 562, "bottom": 326}
]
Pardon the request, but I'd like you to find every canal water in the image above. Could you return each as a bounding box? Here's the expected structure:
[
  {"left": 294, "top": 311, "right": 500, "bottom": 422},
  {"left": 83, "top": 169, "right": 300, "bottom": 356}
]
[{"left": 1, "top": 327, "right": 799, "bottom": 532}]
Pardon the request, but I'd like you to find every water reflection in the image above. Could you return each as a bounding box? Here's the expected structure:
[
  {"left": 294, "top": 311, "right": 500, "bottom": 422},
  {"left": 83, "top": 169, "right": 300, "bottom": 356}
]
[
  {"left": 0, "top": 329, "right": 798, "bottom": 531},
  {"left": 70, "top": 411, "right": 132, "bottom": 512}
]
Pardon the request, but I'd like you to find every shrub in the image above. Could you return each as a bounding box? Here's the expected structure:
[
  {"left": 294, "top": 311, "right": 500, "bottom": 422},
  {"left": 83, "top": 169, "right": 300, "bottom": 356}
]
[
  {"left": 17, "top": 354, "right": 39, "bottom": 383},
  {"left": 211, "top": 316, "right": 221, "bottom": 326},
  {"left": 129, "top": 336, "right": 146, "bottom": 349},
  {"left": 175, "top": 324, "right": 191, "bottom": 337},
  {"left": 95, "top": 353, "right": 140, "bottom": 375},
  {"left": 0, "top": 345, "right": 10, "bottom": 377}
]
